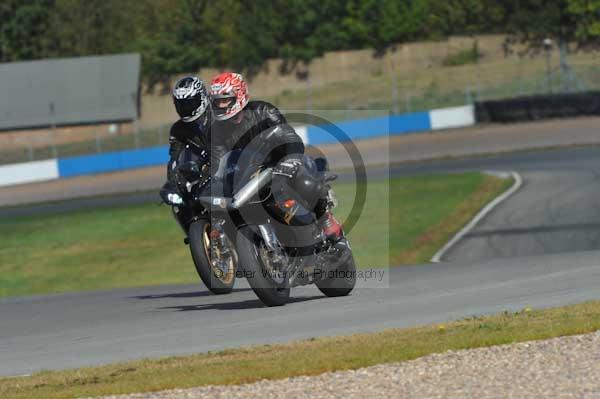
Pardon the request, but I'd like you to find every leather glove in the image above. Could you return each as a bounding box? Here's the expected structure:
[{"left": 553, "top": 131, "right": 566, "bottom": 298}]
[
  {"left": 159, "top": 182, "right": 181, "bottom": 204},
  {"left": 272, "top": 158, "right": 302, "bottom": 178}
]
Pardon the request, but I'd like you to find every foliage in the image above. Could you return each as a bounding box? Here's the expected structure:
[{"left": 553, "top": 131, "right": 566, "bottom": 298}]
[
  {"left": 504, "top": 0, "right": 600, "bottom": 50},
  {"left": 0, "top": 1, "right": 599, "bottom": 86},
  {"left": 422, "top": 0, "right": 507, "bottom": 38},
  {"left": 443, "top": 42, "right": 481, "bottom": 66},
  {"left": 567, "top": 0, "right": 600, "bottom": 44},
  {"left": 0, "top": 0, "right": 55, "bottom": 61}
]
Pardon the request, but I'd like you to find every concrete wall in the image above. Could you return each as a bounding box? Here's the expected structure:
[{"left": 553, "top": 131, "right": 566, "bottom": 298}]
[{"left": 0, "top": 54, "right": 140, "bottom": 131}]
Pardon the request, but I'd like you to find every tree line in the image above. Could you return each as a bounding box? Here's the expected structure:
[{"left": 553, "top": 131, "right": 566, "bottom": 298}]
[{"left": 1, "top": 0, "right": 598, "bottom": 88}]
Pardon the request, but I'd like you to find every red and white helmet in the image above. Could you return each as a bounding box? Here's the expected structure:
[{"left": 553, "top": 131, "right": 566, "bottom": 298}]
[{"left": 209, "top": 72, "right": 249, "bottom": 121}]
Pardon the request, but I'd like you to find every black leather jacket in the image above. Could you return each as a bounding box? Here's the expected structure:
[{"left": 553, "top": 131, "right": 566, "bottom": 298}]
[{"left": 168, "top": 100, "right": 304, "bottom": 177}]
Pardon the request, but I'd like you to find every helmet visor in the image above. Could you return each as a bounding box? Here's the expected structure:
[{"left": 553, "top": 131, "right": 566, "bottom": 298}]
[
  {"left": 174, "top": 97, "right": 205, "bottom": 119},
  {"left": 211, "top": 95, "right": 236, "bottom": 118}
]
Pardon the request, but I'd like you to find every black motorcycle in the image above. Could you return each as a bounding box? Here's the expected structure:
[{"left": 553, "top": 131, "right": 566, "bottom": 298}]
[{"left": 161, "top": 128, "right": 356, "bottom": 306}]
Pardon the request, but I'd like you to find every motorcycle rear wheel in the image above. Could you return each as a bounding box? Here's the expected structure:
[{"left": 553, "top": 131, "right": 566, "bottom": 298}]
[
  {"left": 189, "top": 219, "right": 236, "bottom": 295},
  {"left": 315, "top": 239, "right": 356, "bottom": 297}
]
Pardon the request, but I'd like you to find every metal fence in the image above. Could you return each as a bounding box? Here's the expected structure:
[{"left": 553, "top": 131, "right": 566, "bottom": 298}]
[{"left": 0, "top": 123, "right": 170, "bottom": 165}]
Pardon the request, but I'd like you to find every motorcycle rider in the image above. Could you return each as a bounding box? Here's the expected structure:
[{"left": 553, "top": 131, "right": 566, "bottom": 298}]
[
  {"left": 160, "top": 76, "right": 212, "bottom": 200},
  {"left": 208, "top": 72, "right": 343, "bottom": 241},
  {"left": 161, "top": 73, "right": 343, "bottom": 242}
]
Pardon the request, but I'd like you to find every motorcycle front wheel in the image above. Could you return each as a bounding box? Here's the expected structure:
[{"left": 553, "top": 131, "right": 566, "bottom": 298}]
[
  {"left": 188, "top": 219, "right": 236, "bottom": 294},
  {"left": 236, "top": 226, "right": 290, "bottom": 307}
]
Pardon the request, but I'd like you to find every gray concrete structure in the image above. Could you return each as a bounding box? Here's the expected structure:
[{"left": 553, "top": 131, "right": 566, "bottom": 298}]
[{"left": 0, "top": 54, "right": 140, "bottom": 130}]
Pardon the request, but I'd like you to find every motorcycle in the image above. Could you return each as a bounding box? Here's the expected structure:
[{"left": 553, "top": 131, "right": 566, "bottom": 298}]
[{"left": 161, "top": 127, "right": 356, "bottom": 306}]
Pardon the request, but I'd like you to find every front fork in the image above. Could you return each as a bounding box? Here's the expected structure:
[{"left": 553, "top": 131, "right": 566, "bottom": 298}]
[
  {"left": 257, "top": 223, "right": 289, "bottom": 268},
  {"left": 208, "top": 219, "right": 234, "bottom": 277}
]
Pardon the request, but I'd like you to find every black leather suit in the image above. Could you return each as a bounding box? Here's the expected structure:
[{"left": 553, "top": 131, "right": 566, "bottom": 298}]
[
  {"left": 167, "top": 100, "right": 304, "bottom": 181},
  {"left": 165, "top": 100, "right": 328, "bottom": 220}
]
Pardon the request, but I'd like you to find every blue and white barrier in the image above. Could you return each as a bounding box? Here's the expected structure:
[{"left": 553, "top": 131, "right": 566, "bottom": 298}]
[
  {"left": 305, "top": 111, "right": 431, "bottom": 145},
  {"left": 1, "top": 105, "right": 475, "bottom": 187},
  {"left": 0, "top": 159, "right": 59, "bottom": 187},
  {"left": 430, "top": 105, "right": 475, "bottom": 131},
  {"left": 304, "top": 105, "right": 474, "bottom": 145},
  {"left": 57, "top": 146, "right": 169, "bottom": 178}
]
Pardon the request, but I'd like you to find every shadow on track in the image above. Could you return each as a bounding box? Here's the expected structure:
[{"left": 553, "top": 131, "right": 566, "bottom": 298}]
[
  {"left": 130, "top": 288, "right": 253, "bottom": 300},
  {"left": 158, "top": 295, "right": 325, "bottom": 311},
  {"left": 466, "top": 222, "right": 600, "bottom": 238}
]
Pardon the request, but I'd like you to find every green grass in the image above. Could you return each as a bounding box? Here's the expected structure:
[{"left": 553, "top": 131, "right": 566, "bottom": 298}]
[
  {"left": 335, "top": 172, "right": 511, "bottom": 266},
  {"left": 0, "top": 203, "right": 196, "bottom": 297},
  {"left": 268, "top": 53, "right": 600, "bottom": 113},
  {"left": 443, "top": 43, "right": 481, "bottom": 66},
  {"left": 0, "top": 172, "right": 510, "bottom": 297},
  {"left": 2, "top": 301, "right": 600, "bottom": 399}
]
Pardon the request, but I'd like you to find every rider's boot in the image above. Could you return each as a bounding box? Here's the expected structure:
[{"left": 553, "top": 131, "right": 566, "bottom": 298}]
[{"left": 320, "top": 211, "right": 343, "bottom": 242}]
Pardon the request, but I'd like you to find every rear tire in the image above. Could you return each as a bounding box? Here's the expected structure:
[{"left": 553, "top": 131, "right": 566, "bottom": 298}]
[
  {"left": 188, "top": 219, "right": 236, "bottom": 295},
  {"left": 315, "top": 239, "right": 356, "bottom": 297},
  {"left": 236, "top": 226, "right": 290, "bottom": 307}
]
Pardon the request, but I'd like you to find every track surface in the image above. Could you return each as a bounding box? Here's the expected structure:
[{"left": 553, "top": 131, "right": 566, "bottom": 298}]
[
  {"left": 2, "top": 146, "right": 600, "bottom": 376},
  {"left": 2, "top": 250, "right": 600, "bottom": 377},
  {"left": 387, "top": 147, "right": 600, "bottom": 262}
]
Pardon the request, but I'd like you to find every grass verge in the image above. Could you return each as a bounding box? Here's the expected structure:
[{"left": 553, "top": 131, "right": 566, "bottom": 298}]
[
  {"left": 332, "top": 171, "right": 511, "bottom": 266},
  {"left": 0, "top": 172, "right": 510, "bottom": 297},
  {"left": 3, "top": 301, "right": 600, "bottom": 399},
  {"left": 390, "top": 173, "right": 511, "bottom": 264}
]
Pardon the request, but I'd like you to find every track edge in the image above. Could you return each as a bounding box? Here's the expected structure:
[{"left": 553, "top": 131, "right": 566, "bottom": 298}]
[{"left": 430, "top": 170, "right": 524, "bottom": 263}]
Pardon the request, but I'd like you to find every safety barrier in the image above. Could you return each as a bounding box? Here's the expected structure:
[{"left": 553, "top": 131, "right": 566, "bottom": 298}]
[
  {"left": 0, "top": 159, "right": 60, "bottom": 187},
  {"left": 1, "top": 105, "right": 475, "bottom": 186},
  {"left": 57, "top": 146, "right": 169, "bottom": 178},
  {"left": 475, "top": 91, "right": 600, "bottom": 123},
  {"left": 304, "top": 105, "right": 474, "bottom": 145}
]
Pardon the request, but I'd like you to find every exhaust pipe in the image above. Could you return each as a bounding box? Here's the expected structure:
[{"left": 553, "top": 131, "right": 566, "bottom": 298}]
[{"left": 232, "top": 168, "right": 273, "bottom": 209}]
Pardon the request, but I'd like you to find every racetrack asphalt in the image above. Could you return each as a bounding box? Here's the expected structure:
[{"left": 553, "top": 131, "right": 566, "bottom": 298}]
[
  {"left": 3, "top": 140, "right": 600, "bottom": 376},
  {"left": 2, "top": 249, "right": 600, "bottom": 377}
]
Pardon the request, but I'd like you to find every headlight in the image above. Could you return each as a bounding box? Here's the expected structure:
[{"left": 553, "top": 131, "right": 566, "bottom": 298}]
[{"left": 167, "top": 193, "right": 183, "bottom": 205}]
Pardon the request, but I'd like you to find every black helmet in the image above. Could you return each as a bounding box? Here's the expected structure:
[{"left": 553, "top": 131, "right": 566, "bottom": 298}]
[{"left": 173, "top": 76, "right": 211, "bottom": 128}]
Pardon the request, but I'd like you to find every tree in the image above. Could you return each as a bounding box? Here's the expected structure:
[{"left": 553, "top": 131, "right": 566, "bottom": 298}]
[
  {"left": 0, "top": 0, "right": 55, "bottom": 62},
  {"left": 3, "top": 0, "right": 597, "bottom": 88},
  {"left": 422, "top": 0, "right": 506, "bottom": 38},
  {"left": 342, "top": 0, "right": 427, "bottom": 50},
  {"left": 504, "top": 0, "right": 600, "bottom": 49},
  {"left": 503, "top": 0, "right": 600, "bottom": 91},
  {"left": 47, "top": 0, "right": 144, "bottom": 57},
  {"left": 276, "top": 0, "right": 350, "bottom": 64},
  {"left": 567, "top": 0, "right": 600, "bottom": 45}
]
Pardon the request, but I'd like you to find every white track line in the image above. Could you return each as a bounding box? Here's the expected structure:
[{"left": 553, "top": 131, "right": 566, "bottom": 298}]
[{"left": 430, "top": 171, "right": 523, "bottom": 263}]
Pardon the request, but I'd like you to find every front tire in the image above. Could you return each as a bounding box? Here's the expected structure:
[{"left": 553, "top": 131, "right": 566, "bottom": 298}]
[
  {"left": 315, "top": 239, "right": 356, "bottom": 297},
  {"left": 236, "top": 226, "right": 290, "bottom": 307},
  {"left": 188, "top": 219, "right": 236, "bottom": 295}
]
